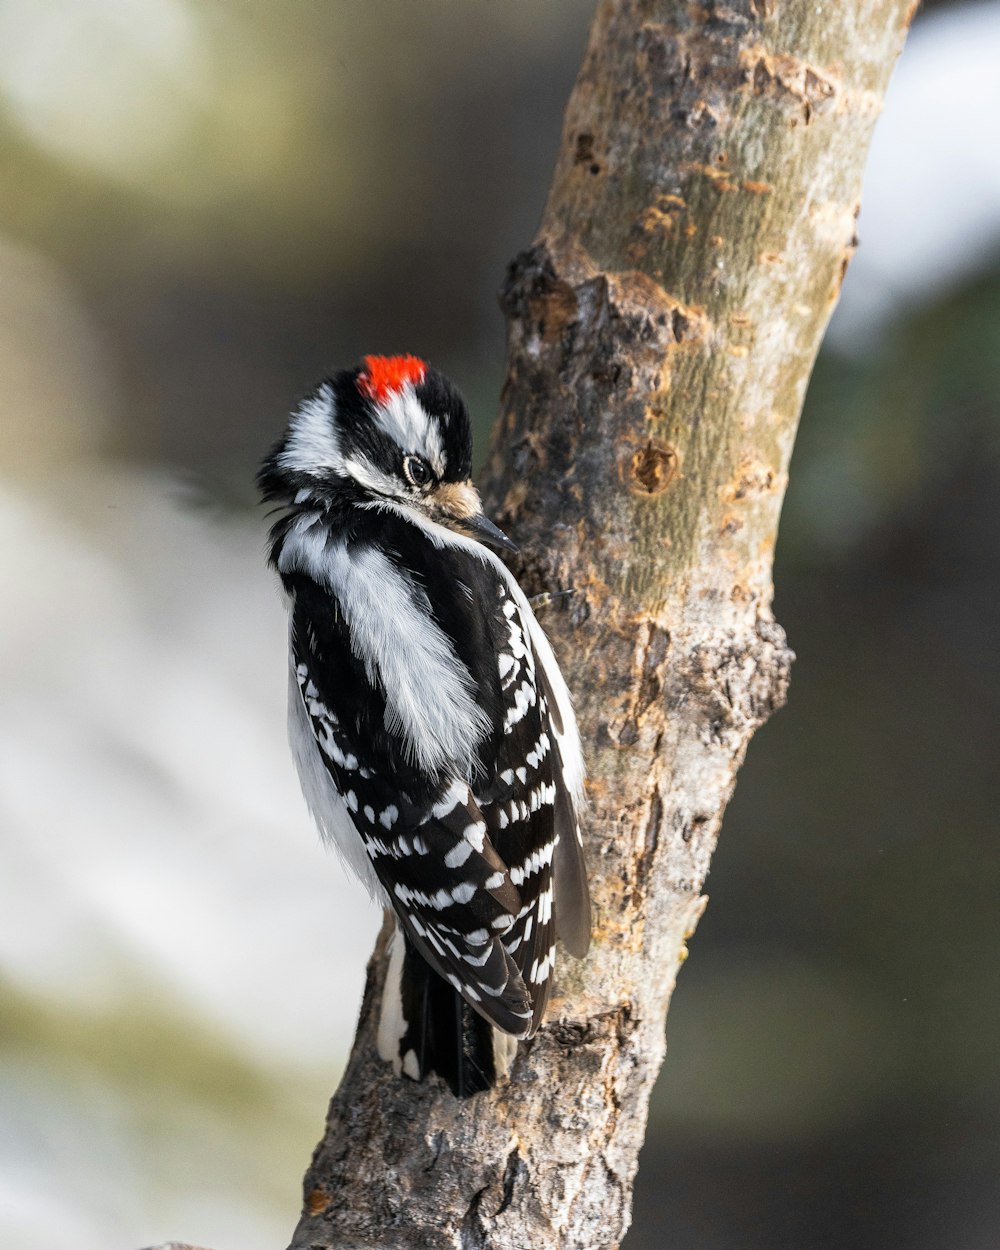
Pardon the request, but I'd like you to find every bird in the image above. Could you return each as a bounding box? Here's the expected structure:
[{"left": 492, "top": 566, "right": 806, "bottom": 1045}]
[{"left": 258, "top": 354, "right": 590, "bottom": 1096}]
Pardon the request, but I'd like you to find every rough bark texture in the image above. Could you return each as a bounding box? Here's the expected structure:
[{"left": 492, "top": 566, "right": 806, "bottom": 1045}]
[{"left": 279, "top": 3, "right": 914, "bottom": 1248}]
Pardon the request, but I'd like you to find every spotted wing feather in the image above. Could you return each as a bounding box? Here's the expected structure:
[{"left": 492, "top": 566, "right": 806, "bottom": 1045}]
[
  {"left": 291, "top": 625, "right": 533, "bottom": 1036},
  {"left": 286, "top": 535, "right": 587, "bottom": 1047},
  {"left": 474, "top": 580, "right": 564, "bottom": 1033}
]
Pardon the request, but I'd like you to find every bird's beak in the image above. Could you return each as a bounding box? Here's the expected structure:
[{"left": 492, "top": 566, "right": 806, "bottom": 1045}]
[
  {"left": 431, "top": 481, "right": 520, "bottom": 554},
  {"left": 463, "top": 510, "right": 519, "bottom": 554}
]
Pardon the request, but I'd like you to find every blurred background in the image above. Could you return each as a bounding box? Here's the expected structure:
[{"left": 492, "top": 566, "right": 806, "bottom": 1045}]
[{"left": 1, "top": 1, "right": 997, "bottom": 1247}]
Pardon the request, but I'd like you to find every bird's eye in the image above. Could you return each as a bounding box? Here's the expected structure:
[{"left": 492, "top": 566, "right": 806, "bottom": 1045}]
[{"left": 403, "top": 455, "right": 432, "bottom": 489}]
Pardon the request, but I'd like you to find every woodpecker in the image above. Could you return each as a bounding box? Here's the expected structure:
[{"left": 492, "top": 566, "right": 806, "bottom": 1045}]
[{"left": 258, "top": 355, "right": 590, "bottom": 1096}]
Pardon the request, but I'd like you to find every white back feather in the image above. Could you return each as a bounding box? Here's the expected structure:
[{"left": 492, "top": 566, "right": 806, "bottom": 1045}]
[
  {"left": 360, "top": 501, "right": 586, "bottom": 808},
  {"left": 279, "top": 517, "right": 491, "bottom": 777}
]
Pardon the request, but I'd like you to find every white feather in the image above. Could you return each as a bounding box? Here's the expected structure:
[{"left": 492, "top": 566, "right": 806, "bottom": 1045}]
[
  {"left": 341, "top": 453, "right": 405, "bottom": 500},
  {"left": 372, "top": 384, "right": 446, "bottom": 475},
  {"left": 363, "top": 500, "right": 586, "bottom": 809},
  {"left": 279, "top": 522, "right": 490, "bottom": 778},
  {"left": 376, "top": 924, "right": 408, "bottom": 1072},
  {"left": 278, "top": 384, "right": 344, "bottom": 477}
]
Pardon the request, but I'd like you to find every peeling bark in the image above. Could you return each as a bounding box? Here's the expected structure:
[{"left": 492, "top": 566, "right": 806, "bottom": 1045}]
[{"left": 181, "top": 3, "right": 916, "bottom": 1249}]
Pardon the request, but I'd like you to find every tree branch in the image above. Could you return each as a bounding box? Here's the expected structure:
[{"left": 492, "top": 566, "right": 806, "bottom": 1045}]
[
  {"left": 286, "top": 4, "right": 915, "bottom": 1249},
  {"left": 159, "top": 2, "right": 917, "bottom": 1248}
]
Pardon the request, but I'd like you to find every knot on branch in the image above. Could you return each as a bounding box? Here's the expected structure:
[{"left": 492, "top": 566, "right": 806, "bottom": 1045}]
[{"left": 630, "top": 441, "right": 678, "bottom": 494}]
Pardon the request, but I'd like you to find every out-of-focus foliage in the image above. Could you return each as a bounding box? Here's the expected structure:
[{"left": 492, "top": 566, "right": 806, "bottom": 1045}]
[
  {"left": 786, "top": 267, "right": 1000, "bottom": 566},
  {"left": 1, "top": 1, "right": 998, "bottom": 1248}
]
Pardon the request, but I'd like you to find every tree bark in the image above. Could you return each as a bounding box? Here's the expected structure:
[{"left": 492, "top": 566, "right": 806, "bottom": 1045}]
[{"left": 278, "top": 3, "right": 916, "bottom": 1248}]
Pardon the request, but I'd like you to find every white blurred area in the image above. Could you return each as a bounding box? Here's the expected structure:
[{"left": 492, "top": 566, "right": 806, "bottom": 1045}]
[
  {"left": 0, "top": 458, "right": 377, "bottom": 1055},
  {"left": 0, "top": 0, "right": 209, "bottom": 183},
  {"left": 2, "top": 2, "right": 1000, "bottom": 1249},
  {"left": 0, "top": 248, "right": 377, "bottom": 1248}
]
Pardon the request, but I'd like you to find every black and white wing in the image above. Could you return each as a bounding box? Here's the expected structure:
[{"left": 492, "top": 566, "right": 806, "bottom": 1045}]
[
  {"left": 287, "top": 577, "right": 533, "bottom": 1038},
  {"left": 282, "top": 532, "right": 589, "bottom": 1078},
  {"left": 472, "top": 573, "right": 589, "bottom": 1033}
]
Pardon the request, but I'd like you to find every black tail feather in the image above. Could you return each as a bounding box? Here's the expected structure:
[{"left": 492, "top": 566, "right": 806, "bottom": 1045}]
[{"left": 399, "top": 937, "right": 498, "bottom": 1098}]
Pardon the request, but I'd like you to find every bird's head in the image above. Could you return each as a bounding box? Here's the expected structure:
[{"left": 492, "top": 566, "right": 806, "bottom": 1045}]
[{"left": 258, "top": 355, "right": 517, "bottom": 553}]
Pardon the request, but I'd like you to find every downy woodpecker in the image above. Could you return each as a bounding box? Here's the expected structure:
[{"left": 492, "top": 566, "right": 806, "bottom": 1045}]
[{"left": 259, "top": 355, "right": 589, "bottom": 1096}]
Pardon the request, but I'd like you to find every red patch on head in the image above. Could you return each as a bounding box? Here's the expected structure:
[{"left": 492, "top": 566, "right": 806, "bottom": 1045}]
[{"left": 357, "top": 354, "right": 427, "bottom": 406}]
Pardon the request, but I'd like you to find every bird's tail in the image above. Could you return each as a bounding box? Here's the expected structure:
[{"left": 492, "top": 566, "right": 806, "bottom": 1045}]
[{"left": 376, "top": 926, "right": 516, "bottom": 1097}]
